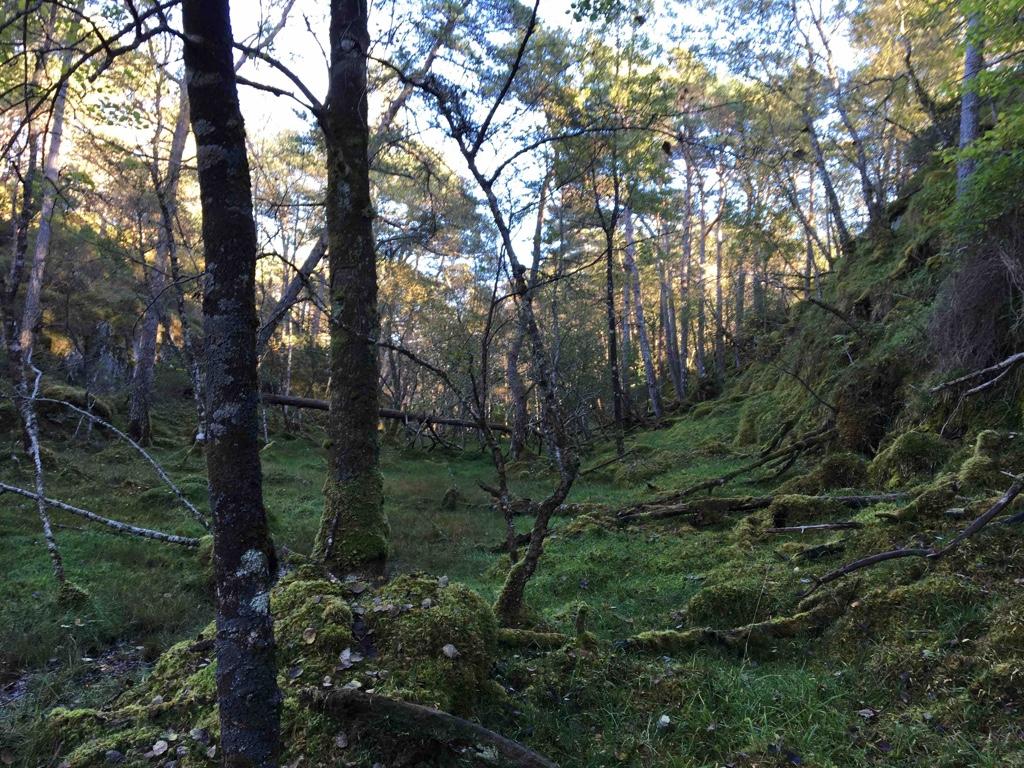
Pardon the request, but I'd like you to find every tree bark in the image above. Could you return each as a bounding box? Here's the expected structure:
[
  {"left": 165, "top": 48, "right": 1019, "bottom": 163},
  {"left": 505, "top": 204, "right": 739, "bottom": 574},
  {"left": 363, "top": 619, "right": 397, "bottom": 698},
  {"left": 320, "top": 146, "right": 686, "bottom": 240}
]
[
  {"left": 602, "top": 207, "right": 625, "bottom": 454},
  {"left": 956, "top": 10, "right": 983, "bottom": 198},
  {"left": 181, "top": 2, "right": 282, "bottom": 765},
  {"left": 315, "top": 0, "right": 388, "bottom": 576}
]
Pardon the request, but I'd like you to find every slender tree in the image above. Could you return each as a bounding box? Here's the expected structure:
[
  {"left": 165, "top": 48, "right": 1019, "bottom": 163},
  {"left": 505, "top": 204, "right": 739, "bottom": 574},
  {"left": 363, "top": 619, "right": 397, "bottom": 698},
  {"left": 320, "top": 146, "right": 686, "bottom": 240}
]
[
  {"left": 314, "top": 0, "right": 389, "bottom": 576},
  {"left": 181, "top": 1, "right": 281, "bottom": 764}
]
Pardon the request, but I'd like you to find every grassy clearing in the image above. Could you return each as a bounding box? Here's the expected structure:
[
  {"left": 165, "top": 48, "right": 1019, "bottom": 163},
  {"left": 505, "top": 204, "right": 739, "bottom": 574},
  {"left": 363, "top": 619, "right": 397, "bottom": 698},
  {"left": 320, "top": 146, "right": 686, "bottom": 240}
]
[{"left": 3, "top": 390, "right": 1024, "bottom": 767}]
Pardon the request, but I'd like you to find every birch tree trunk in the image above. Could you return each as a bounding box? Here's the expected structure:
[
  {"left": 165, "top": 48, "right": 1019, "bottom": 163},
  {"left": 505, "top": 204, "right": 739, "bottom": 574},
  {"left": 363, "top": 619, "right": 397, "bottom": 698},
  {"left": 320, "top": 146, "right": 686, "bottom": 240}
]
[
  {"left": 18, "top": 6, "right": 78, "bottom": 358},
  {"left": 659, "top": 256, "right": 684, "bottom": 401},
  {"left": 623, "top": 206, "right": 662, "bottom": 417},
  {"left": 956, "top": 10, "right": 984, "bottom": 198},
  {"left": 678, "top": 166, "right": 693, "bottom": 397},
  {"left": 315, "top": 0, "right": 388, "bottom": 576},
  {"left": 181, "top": 2, "right": 281, "bottom": 764}
]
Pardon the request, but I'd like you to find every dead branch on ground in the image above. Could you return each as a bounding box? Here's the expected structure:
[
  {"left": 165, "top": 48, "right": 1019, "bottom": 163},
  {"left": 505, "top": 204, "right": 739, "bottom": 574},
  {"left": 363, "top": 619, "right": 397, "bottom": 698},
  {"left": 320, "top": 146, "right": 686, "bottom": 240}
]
[
  {"left": 0, "top": 480, "right": 200, "bottom": 546},
  {"left": 302, "top": 688, "right": 559, "bottom": 768},
  {"left": 803, "top": 474, "right": 1024, "bottom": 596}
]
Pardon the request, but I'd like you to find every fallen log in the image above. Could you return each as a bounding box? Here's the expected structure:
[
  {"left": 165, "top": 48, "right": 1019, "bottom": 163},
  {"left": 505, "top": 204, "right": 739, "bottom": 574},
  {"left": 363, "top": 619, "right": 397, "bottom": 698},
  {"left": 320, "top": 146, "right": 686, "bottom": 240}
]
[
  {"left": 260, "top": 392, "right": 512, "bottom": 434},
  {"left": 803, "top": 474, "right": 1024, "bottom": 596},
  {"left": 301, "top": 688, "right": 559, "bottom": 768},
  {"left": 0, "top": 480, "right": 200, "bottom": 547},
  {"left": 626, "top": 583, "right": 857, "bottom": 654},
  {"left": 616, "top": 492, "right": 907, "bottom": 526}
]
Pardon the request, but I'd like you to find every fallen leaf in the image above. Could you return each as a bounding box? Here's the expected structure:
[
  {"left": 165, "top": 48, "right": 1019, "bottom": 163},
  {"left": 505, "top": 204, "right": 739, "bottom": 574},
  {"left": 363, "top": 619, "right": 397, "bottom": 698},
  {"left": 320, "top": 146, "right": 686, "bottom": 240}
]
[{"left": 302, "top": 627, "right": 317, "bottom": 644}]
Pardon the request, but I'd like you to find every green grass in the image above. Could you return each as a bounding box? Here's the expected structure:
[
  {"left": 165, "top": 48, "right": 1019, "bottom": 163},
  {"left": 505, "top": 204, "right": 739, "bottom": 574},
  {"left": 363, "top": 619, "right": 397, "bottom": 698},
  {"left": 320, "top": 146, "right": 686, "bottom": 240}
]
[{"left": 3, "top": 390, "right": 1024, "bottom": 767}]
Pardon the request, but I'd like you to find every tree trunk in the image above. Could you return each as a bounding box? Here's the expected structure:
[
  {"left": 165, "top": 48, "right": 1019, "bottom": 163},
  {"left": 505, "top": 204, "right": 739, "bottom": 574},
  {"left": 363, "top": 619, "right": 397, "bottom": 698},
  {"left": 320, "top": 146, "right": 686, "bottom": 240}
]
[
  {"left": 17, "top": 22, "right": 75, "bottom": 358},
  {"left": 181, "top": 2, "right": 282, "bottom": 765},
  {"left": 733, "top": 265, "right": 746, "bottom": 370},
  {"left": 623, "top": 206, "right": 662, "bottom": 417},
  {"left": 660, "top": 257, "right": 684, "bottom": 401},
  {"left": 678, "top": 167, "right": 692, "bottom": 397},
  {"left": 805, "top": 117, "right": 854, "bottom": 257},
  {"left": 603, "top": 224, "right": 625, "bottom": 454},
  {"left": 315, "top": 0, "right": 388, "bottom": 576},
  {"left": 956, "top": 10, "right": 984, "bottom": 198},
  {"left": 713, "top": 219, "right": 726, "bottom": 386},
  {"left": 695, "top": 184, "right": 708, "bottom": 379},
  {"left": 127, "top": 268, "right": 159, "bottom": 445},
  {"left": 804, "top": 164, "right": 815, "bottom": 299}
]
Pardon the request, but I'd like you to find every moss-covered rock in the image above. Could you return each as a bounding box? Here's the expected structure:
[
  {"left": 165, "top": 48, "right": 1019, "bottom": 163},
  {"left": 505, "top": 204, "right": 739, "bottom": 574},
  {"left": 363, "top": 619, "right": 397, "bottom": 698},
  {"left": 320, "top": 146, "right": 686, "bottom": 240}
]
[
  {"left": 958, "top": 454, "right": 1004, "bottom": 494},
  {"left": 896, "top": 474, "right": 962, "bottom": 520},
  {"left": 776, "top": 452, "right": 868, "bottom": 494},
  {"left": 46, "top": 571, "right": 499, "bottom": 767},
  {"left": 38, "top": 384, "right": 114, "bottom": 421},
  {"left": 956, "top": 430, "right": 1021, "bottom": 494},
  {"left": 686, "top": 579, "right": 779, "bottom": 628},
  {"left": 366, "top": 573, "right": 497, "bottom": 714},
  {"left": 868, "top": 430, "right": 951, "bottom": 488}
]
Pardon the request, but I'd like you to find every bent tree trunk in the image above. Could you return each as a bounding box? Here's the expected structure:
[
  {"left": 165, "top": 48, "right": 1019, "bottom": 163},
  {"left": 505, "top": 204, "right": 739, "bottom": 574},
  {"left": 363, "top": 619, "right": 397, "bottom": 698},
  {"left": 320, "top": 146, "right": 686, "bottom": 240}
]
[
  {"left": 181, "top": 1, "right": 281, "bottom": 765},
  {"left": 314, "top": 0, "right": 388, "bottom": 576}
]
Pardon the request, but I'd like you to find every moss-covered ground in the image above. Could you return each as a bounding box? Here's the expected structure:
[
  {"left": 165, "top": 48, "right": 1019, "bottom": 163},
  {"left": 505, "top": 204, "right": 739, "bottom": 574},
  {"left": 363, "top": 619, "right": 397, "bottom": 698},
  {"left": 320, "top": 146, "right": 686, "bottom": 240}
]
[{"left": 3, "top": 375, "right": 1023, "bottom": 767}]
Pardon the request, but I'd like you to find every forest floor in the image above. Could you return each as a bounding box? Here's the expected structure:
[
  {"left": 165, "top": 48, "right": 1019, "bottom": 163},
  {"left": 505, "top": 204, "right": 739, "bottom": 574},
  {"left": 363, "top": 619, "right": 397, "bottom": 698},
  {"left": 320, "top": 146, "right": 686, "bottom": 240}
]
[{"left": 2, "top": 387, "right": 1023, "bottom": 767}]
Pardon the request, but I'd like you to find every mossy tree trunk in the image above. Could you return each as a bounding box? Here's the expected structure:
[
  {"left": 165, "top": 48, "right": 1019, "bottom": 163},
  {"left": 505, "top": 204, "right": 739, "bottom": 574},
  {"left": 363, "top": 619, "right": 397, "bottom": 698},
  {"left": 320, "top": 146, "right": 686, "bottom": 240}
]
[
  {"left": 313, "top": 0, "right": 388, "bottom": 576},
  {"left": 181, "top": 1, "right": 281, "bottom": 764}
]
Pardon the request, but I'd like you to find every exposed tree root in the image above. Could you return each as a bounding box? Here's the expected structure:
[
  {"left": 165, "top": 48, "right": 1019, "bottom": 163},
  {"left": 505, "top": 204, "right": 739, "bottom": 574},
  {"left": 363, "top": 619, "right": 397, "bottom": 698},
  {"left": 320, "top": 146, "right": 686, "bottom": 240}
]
[
  {"left": 0, "top": 480, "right": 200, "bottom": 546},
  {"left": 626, "top": 584, "right": 857, "bottom": 654},
  {"left": 301, "top": 688, "right": 559, "bottom": 768},
  {"left": 803, "top": 475, "right": 1024, "bottom": 596},
  {"left": 497, "top": 627, "right": 568, "bottom": 649}
]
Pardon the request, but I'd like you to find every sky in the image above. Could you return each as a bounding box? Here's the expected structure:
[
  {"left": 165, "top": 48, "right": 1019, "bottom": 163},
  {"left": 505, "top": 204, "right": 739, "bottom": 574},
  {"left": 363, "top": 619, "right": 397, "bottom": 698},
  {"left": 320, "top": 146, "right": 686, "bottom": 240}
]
[{"left": 224, "top": 0, "right": 858, "bottom": 265}]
